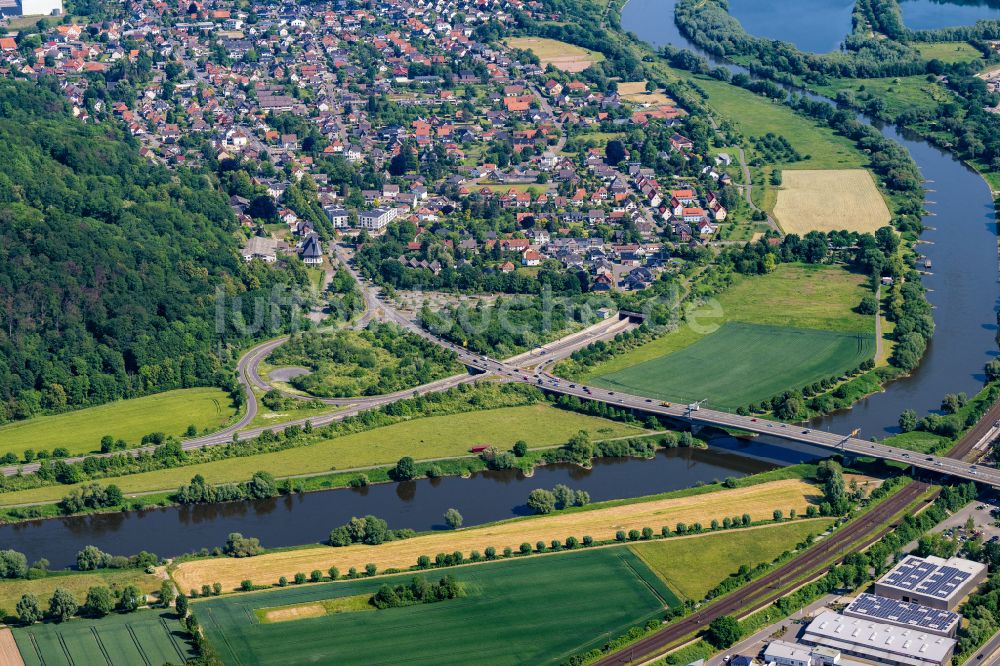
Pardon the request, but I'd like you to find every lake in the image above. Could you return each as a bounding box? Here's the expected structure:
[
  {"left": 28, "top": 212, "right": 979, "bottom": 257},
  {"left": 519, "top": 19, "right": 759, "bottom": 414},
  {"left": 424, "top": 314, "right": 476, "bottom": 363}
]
[
  {"left": 899, "top": 0, "right": 1000, "bottom": 30},
  {"left": 728, "top": 0, "right": 855, "bottom": 53}
]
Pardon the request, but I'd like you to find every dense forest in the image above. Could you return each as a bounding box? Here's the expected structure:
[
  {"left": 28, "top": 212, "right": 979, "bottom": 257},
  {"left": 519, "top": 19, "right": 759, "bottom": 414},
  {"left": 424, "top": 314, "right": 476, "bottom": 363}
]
[{"left": 0, "top": 80, "right": 308, "bottom": 423}]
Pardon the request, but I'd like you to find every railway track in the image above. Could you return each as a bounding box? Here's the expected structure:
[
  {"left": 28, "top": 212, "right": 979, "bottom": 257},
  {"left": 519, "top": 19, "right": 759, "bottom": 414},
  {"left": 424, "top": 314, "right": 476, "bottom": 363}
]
[{"left": 593, "top": 481, "right": 931, "bottom": 665}]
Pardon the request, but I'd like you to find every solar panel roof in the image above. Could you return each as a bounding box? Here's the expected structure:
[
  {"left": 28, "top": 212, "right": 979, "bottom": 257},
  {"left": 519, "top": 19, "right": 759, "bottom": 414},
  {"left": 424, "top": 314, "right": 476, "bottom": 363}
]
[
  {"left": 845, "top": 594, "right": 960, "bottom": 632},
  {"left": 879, "top": 556, "right": 972, "bottom": 600}
]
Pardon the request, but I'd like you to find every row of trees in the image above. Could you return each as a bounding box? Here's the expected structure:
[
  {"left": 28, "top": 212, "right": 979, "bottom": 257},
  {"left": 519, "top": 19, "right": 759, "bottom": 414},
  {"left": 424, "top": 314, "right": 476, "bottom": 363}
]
[
  {"left": 173, "top": 471, "right": 279, "bottom": 505},
  {"left": 15, "top": 584, "right": 147, "bottom": 626}
]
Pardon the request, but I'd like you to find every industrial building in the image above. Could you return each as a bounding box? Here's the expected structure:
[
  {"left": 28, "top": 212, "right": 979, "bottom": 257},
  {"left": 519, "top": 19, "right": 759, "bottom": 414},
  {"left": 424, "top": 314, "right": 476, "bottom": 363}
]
[
  {"left": 843, "top": 593, "right": 960, "bottom": 638},
  {"left": 802, "top": 610, "right": 955, "bottom": 666},
  {"left": 873, "top": 555, "right": 987, "bottom": 611},
  {"left": 0, "top": 0, "right": 62, "bottom": 16}
]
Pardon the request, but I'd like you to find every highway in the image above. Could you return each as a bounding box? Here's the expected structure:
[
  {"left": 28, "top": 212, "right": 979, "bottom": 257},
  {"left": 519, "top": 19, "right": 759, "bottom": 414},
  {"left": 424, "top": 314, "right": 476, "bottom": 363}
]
[{"left": 5, "top": 244, "right": 999, "bottom": 491}]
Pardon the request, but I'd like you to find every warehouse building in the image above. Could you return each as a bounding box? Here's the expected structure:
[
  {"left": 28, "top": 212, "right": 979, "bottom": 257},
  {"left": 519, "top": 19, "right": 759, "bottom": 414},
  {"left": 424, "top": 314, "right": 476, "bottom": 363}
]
[
  {"left": 0, "top": 0, "right": 62, "bottom": 16},
  {"left": 843, "top": 594, "right": 960, "bottom": 638},
  {"left": 802, "top": 610, "right": 955, "bottom": 666},
  {"left": 873, "top": 555, "right": 986, "bottom": 611}
]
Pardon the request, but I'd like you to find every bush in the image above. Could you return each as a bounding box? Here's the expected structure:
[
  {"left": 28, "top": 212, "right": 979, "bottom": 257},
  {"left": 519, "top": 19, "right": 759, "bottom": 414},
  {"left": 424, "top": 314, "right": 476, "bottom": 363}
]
[
  {"left": 527, "top": 488, "right": 557, "bottom": 514},
  {"left": 706, "top": 615, "right": 741, "bottom": 648},
  {"left": 294, "top": 573, "right": 307, "bottom": 585},
  {"left": 536, "top": 541, "right": 546, "bottom": 553},
  {"left": 566, "top": 536, "right": 579, "bottom": 549},
  {"left": 417, "top": 555, "right": 431, "bottom": 568},
  {"left": 278, "top": 576, "right": 288, "bottom": 587},
  {"left": 223, "top": 533, "right": 263, "bottom": 558},
  {"left": 628, "top": 529, "right": 641, "bottom": 541},
  {"left": 641, "top": 527, "right": 654, "bottom": 540},
  {"left": 583, "top": 535, "right": 593, "bottom": 546},
  {"left": 241, "top": 580, "right": 254, "bottom": 591},
  {"left": 365, "top": 563, "right": 377, "bottom": 576},
  {"left": 444, "top": 508, "right": 463, "bottom": 529},
  {"left": 615, "top": 530, "right": 626, "bottom": 542},
  {"left": 520, "top": 543, "right": 532, "bottom": 555},
  {"left": 310, "top": 570, "right": 322, "bottom": 583}
]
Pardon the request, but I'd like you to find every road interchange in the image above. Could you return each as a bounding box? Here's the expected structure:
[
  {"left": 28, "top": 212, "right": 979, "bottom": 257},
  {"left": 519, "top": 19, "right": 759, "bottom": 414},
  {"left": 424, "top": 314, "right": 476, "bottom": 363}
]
[{"left": 5, "top": 245, "right": 999, "bottom": 490}]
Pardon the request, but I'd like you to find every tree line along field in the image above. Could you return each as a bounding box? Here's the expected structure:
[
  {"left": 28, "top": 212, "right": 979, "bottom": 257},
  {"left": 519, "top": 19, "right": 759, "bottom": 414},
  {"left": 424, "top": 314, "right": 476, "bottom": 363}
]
[
  {"left": 629, "top": 518, "right": 835, "bottom": 601},
  {"left": 0, "top": 388, "right": 238, "bottom": 459},
  {"left": 0, "top": 405, "right": 642, "bottom": 507},
  {"left": 579, "top": 264, "right": 876, "bottom": 409},
  {"left": 13, "top": 610, "right": 194, "bottom": 666},
  {"left": 169, "top": 478, "right": 818, "bottom": 592},
  {"left": 195, "top": 547, "right": 674, "bottom": 666},
  {"left": 0, "top": 569, "right": 162, "bottom": 622}
]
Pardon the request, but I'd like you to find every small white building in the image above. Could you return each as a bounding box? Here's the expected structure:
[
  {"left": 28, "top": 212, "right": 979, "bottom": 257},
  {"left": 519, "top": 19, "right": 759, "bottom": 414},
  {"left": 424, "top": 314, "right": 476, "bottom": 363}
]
[{"left": 765, "top": 640, "right": 839, "bottom": 666}]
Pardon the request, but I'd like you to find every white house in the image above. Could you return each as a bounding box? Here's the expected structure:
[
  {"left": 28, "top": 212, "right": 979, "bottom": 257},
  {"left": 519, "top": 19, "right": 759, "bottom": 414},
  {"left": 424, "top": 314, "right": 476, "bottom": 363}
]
[{"left": 358, "top": 207, "right": 397, "bottom": 232}]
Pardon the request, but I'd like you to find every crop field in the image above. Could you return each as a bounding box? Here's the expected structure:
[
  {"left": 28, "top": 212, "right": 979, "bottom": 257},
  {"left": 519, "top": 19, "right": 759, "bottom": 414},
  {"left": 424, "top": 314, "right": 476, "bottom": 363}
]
[
  {"left": 0, "top": 405, "right": 641, "bottom": 507},
  {"left": 0, "top": 569, "right": 162, "bottom": 616},
  {"left": 618, "top": 81, "right": 676, "bottom": 107},
  {"left": 170, "top": 479, "right": 818, "bottom": 592},
  {"left": 0, "top": 388, "right": 237, "bottom": 458},
  {"left": 0, "top": 629, "right": 22, "bottom": 666},
  {"left": 12, "top": 610, "right": 193, "bottom": 666},
  {"left": 195, "top": 548, "right": 676, "bottom": 665},
  {"left": 774, "top": 169, "right": 891, "bottom": 235},
  {"left": 574, "top": 263, "right": 873, "bottom": 382},
  {"left": 505, "top": 37, "right": 604, "bottom": 72},
  {"left": 591, "top": 322, "right": 874, "bottom": 410},
  {"left": 630, "top": 518, "right": 835, "bottom": 601}
]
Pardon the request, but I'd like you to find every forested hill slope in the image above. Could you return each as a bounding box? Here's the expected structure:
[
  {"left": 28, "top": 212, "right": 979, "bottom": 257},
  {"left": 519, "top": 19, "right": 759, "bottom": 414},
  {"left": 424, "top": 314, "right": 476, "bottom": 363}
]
[{"left": 0, "top": 79, "right": 306, "bottom": 424}]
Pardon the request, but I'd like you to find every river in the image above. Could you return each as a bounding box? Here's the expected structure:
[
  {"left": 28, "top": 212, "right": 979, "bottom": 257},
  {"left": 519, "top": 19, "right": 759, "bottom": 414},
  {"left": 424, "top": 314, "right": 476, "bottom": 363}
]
[
  {"left": 4, "top": 0, "right": 998, "bottom": 569},
  {"left": 0, "top": 436, "right": 833, "bottom": 569},
  {"left": 623, "top": 0, "right": 1000, "bottom": 439}
]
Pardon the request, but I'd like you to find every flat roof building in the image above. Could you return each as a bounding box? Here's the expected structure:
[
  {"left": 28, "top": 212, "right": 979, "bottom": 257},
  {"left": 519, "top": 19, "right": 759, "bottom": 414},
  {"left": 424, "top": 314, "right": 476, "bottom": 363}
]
[
  {"left": 843, "top": 594, "right": 960, "bottom": 638},
  {"left": 873, "top": 555, "right": 987, "bottom": 611},
  {"left": 802, "top": 610, "right": 955, "bottom": 666},
  {"left": 764, "top": 640, "right": 841, "bottom": 666}
]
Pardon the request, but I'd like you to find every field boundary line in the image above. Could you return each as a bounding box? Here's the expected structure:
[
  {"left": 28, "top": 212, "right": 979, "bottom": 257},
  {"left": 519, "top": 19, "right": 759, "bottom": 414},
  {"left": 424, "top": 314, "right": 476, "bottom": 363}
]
[
  {"left": 55, "top": 635, "right": 74, "bottom": 666},
  {"left": 26, "top": 634, "right": 42, "bottom": 666},
  {"left": 616, "top": 551, "right": 668, "bottom": 607},
  {"left": 159, "top": 618, "right": 188, "bottom": 662},
  {"left": 124, "top": 624, "right": 150, "bottom": 666},
  {"left": 89, "top": 627, "right": 112, "bottom": 666},
  {"left": 205, "top": 608, "right": 244, "bottom": 666}
]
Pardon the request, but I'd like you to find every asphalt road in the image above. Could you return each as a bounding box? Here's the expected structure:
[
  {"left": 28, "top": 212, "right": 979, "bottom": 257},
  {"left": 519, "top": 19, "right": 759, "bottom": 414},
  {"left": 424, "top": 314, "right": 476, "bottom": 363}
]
[{"left": 5, "top": 247, "right": 999, "bottom": 490}]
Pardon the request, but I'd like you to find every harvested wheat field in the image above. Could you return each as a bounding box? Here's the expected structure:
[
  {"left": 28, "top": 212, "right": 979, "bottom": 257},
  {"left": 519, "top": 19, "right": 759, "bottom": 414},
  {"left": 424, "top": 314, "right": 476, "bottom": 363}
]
[
  {"left": 505, "top": 37, "right": 604, "bottom": 73},
  {"left": 0, "top": 629, "right": 23, "bottom": 666},
  {"left": 619, "top": 81, "right": 676, "bottom": 107},
  {"left": 171, "top": 479, "right": 820, "bottom": 592},
  {"left": 774, "top": 169, "right": 890, "bottom": 235}
]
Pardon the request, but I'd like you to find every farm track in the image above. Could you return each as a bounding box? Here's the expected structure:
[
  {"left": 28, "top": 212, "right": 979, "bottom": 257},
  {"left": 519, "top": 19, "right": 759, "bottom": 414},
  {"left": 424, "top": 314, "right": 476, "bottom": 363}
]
[{"left": 593, "top": 481, "right": 931, "bottom": 665}]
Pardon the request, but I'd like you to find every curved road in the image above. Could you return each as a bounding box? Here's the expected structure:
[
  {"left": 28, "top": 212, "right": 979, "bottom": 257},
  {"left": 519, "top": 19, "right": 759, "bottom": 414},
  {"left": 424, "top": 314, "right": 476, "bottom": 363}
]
[{"left": 6, "top": 245, "right": 997, "bottom": 492}]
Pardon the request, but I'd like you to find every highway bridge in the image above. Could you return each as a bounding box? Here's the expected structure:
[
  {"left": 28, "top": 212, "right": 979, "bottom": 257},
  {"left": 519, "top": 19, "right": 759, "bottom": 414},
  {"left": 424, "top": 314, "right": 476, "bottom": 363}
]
[{"left": 6, "top": 245, "right": 997, "bottom": 489}]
